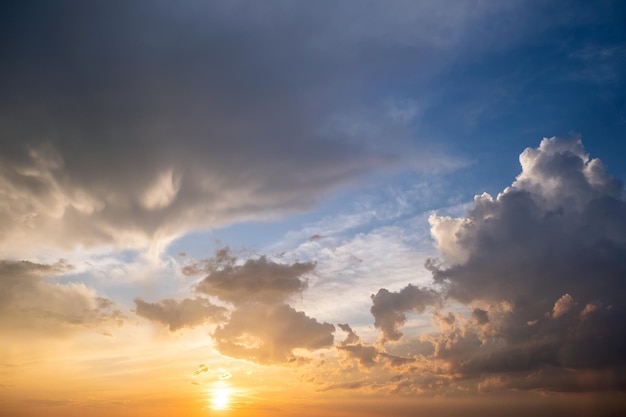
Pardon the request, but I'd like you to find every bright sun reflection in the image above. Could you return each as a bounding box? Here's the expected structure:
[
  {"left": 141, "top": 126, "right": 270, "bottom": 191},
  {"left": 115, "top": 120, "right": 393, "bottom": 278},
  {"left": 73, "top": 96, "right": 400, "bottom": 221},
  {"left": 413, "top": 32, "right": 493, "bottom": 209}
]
[{"left": 210, "top": 386, "right": 233, "bottom": 410}]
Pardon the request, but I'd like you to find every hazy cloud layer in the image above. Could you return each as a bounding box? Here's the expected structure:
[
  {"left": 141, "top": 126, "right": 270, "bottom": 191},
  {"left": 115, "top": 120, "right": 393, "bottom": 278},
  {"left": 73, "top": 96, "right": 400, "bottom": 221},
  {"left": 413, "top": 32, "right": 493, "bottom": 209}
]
[
  {"left": 370, "top": 137, "right": 626, "bottom": 392},
  {"left": 1, "top": 0, "right": 522, "bottom": 253},
  {"left": 0, "top": 259, "right": 123, "bottom": 333},
  {"left": 133, "top": 297, "right": 228, "bottom": 331}
]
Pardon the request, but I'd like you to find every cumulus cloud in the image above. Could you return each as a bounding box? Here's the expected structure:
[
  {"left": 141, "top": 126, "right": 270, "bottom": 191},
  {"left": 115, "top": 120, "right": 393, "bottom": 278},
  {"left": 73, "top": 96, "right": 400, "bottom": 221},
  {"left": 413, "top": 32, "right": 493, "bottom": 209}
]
[
  {"left": 370, "top": 137, "right": 626, "bottom": 392},
  {"left": 133, "top": 297, "right": 228, "bottom": 331},
  {"left": 192, "top": 247, "right": 313, "bottom": 305},
  {"left": 370, "top": 285, "right": 440, "bottom": 342},
  {"left": 0, "top": 259, "right": 123, "bottom": 333},
  {"left": 212, "top": 303, "right": 334, "bottom": 364},
  {"left": 193, "top": 247, "right": 335, "bottom": 363},
  {"left": 133, "top": 247, "right": 330, "bottom": 363}
]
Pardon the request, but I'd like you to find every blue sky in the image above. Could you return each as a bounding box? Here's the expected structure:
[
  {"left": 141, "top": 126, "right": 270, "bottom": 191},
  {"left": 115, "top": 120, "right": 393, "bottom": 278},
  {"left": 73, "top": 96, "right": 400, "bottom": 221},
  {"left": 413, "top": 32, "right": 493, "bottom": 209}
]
[{"left": 1, "top": 1, "right": 625, "bottom": 416}]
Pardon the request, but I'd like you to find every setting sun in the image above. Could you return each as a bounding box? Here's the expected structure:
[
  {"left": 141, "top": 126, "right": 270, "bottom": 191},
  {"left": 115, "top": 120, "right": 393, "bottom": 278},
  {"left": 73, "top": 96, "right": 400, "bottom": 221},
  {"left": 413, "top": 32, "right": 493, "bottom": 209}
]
[{"left": 210, "top": 386, "right": 233, "bottom": 411}]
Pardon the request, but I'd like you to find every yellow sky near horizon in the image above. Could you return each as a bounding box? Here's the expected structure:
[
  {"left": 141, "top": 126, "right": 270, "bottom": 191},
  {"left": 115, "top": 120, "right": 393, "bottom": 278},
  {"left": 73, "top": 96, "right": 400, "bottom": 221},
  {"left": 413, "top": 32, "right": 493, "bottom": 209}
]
[{"left": 2, "top": 320, "right": 624, "bottom": 417}]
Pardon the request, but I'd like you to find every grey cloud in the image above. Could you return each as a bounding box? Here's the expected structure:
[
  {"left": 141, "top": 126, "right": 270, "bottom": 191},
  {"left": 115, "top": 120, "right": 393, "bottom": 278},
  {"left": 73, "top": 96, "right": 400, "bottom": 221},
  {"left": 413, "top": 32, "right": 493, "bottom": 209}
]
[
  {"left": 471, "top": 308, "right": 489, "bottom": 325},
  {"left": 337, "top": 324, "right": 377, "bottom": 368},
  {"left": 212, "top": 303, "right": 334, "bottom": 364},
  {"left": 0, "top": 259, "right": 123, "bottom": 333},
  {"left": 193, "top": 247, "right": 314, "bottom": 305},
  {"left": 371, "top": 137, "right": 626, "bottom": 392},
  {"left": 182, "top": 247, "right": 235, "bottom": 276},
  {"left": 337, "top": 323, "right": 413, "bottom": 369},
  {"left": 370, "top": 285, "right": 440, "bottom": 342},
  {"left": 337, "top": 323, "right": 360, "bottom": 345},
  {"left": 338, "top": 343, "right": 380, "bottom": 368},
  {"left": 133, "top": 297, "right": 228, "bottom": 331},
  {"left": 0, "top": 1, "right": 545, "bottom": 252}
]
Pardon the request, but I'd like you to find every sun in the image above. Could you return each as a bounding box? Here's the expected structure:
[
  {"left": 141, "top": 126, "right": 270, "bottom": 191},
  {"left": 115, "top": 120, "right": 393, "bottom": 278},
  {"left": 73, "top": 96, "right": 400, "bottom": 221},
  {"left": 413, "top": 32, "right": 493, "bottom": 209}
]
[{"left": 210, "top": 386, "right": 232, "bottom": 410}]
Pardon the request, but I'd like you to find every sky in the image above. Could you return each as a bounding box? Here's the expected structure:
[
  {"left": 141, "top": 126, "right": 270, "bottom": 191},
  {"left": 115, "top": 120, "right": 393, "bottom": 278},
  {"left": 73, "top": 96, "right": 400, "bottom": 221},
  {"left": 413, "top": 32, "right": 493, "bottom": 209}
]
[{"left": 1, "top": 1, "right": 625, "bottom": 416}]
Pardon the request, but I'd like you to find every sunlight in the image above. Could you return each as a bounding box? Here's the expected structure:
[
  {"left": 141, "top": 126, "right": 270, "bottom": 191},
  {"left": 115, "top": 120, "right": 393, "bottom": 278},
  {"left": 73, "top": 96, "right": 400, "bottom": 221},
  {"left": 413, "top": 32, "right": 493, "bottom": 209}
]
[{"left": 210, "top": 386, "right": 233, "bottom": 410}]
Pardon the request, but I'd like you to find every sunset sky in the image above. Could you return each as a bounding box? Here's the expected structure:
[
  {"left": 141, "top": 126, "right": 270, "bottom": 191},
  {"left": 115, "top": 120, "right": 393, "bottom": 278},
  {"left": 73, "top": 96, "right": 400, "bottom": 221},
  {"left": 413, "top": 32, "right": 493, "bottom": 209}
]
[{"left": 1, "top": 1, "right": 625, "bottom": 416}]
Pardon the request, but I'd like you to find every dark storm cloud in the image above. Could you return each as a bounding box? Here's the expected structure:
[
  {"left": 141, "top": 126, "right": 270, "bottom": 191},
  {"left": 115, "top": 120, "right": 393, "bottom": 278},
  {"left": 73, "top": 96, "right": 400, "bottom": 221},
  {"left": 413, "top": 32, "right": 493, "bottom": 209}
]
[
  {"left": 0, "top": 0, "right": 545, "bottom": 252},
  {"left": 0, "top": 259, "right": 123, "bottom": 333},
  {"left": 133, "top": 297, "right": 228, "bottom": 331},
  {"left": 370, "top": 137, "right": 626, "bottom": 392}
]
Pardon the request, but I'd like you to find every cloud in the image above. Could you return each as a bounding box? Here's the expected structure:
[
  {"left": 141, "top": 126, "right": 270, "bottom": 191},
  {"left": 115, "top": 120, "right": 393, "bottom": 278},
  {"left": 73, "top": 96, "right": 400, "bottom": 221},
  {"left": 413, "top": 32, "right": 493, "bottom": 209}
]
[
  {"left": 370, "top": 285, "right": 440, "bottom": 342},
  {"left": 139, "top": 247, "right": 332, "bottom": 363},
  {"left": 337, "top": 323, "right": 413, "bottom": 369},
  {"left": 0, "top": 259, "right": 123, "bottom": 333},
  {"left": 192, "top": 364, "right": 209, "bottom": 376},
  {"left": 2, "top": 1, "right": 499, "bottom": 254},
  {"left": 552, "top": 293, "right": 576, "bottom": 319},
  {"left": 370, "top": 137, "right": 626, "bottom": 392},
  {"left": 212, "top": 303, "right": 334, "bottom": 364},
  {"left": 192, "top": 247, "right": 314, "bottom": 305},
  {"left": 133, "top": 297, "right": 228, "bottom": 331},
  {"left": 337, "top": 323, "right": 360, "bottom": 345},
  {"left": 0, "top": 0, "right": 558, "bottom": 255}
]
